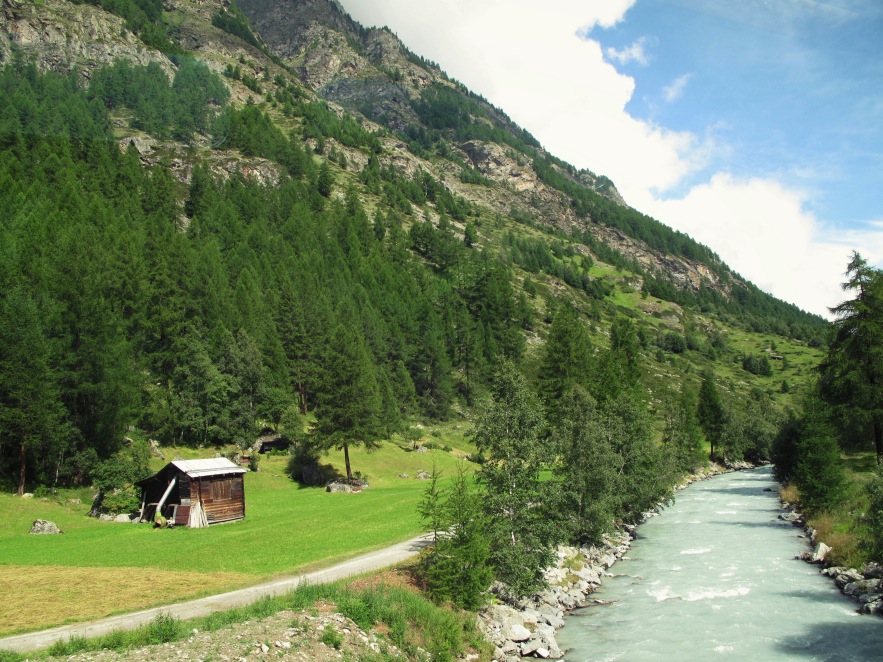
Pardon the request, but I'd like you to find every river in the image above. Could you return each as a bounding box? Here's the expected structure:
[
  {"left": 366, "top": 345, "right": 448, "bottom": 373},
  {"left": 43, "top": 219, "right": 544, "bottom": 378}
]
[{"left": 556, "top": 466, "right": 883, "bottom": 661}]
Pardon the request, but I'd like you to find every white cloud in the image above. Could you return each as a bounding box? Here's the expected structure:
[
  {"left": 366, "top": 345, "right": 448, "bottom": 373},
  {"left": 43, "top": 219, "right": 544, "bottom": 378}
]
[
  {"left": 336, "top": 0, "right": 883, "bottom": 318},
  {"left": 663, "top": 74, "right": 691, "bottom": 102},
  {"left": 340, "top": 0, "right": 700, "bottom": 202},
  {"left": 605, "top": 37, "right": 651, "bottom": 66},
  {"left": 641, "top": 174, "right": 883, "bottom": 317}
]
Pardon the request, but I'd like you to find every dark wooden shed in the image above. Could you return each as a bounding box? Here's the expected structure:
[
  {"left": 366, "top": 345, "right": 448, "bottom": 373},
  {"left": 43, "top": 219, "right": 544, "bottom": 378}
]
[{"left": 136, "top": 459, "right": 246, "bottom": 528}]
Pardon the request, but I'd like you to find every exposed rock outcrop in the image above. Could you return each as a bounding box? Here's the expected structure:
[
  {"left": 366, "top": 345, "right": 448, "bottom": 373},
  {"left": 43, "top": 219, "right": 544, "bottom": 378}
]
[{"left": 0, "top": 0, "right": 173, "bottom": 80}]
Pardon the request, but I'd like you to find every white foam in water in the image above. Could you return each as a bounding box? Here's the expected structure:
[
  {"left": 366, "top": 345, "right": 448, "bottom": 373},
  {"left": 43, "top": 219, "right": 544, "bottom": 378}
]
[
  {"left": 714, "top": 645, "right": 734, "bottom": 653},
  {"left": 684, "top": 586, "right": 750, "bottom": 601},
  {"left": 716, "top": 510, "right": 738, "bottom": 515},
  {"left": 647, "top": 586, "right": 679, "bottom": 602},
  {"left": 681, "top": 547, "right": 712, "bottom": 555}
]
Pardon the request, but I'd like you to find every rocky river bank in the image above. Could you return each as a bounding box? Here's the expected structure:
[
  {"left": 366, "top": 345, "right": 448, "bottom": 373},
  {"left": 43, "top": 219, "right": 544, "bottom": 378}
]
[
  {"left": 781, "top": 500, "right": 883, "bottom": 617},
  {"left": 476, "top": 461, "right": 752, "bottom": 661}
]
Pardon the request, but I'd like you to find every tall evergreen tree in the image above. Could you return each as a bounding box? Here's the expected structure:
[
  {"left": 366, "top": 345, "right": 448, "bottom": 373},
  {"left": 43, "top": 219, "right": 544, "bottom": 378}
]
[
  {"left": 0, "top": 290, "right": 69, "bottom": 494},
  {"left": 552, "top": 386, "right": 618, "bottom": 545},
  {"left": 313, "top": 320, "right": 383, "bottom": 482},
  {"left": 819, "top": 252, "right": 883, "bottom": 463},
  {"left": 697, "top": 369, "right": 725, "bottom": 460},
  {"left": 538, "top": 301, "right": 593, "bottom": 413},
  {"left": 662, "top": 383, "right": 704, "bottom": 473}
]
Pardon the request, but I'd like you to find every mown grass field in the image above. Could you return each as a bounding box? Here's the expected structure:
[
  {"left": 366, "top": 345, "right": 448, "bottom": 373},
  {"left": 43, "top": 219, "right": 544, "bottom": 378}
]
[{"left": 0, "top": 435, "right": 476, "bottom": 636}]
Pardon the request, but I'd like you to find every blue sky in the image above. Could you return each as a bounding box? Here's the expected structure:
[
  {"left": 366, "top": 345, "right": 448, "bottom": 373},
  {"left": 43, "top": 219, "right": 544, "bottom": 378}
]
[
  {"left": 596, "top": 0, "right": 883, "bottom": 223},
  {"left": 339, "top": 0, "right": 883, "bottom": 316}
]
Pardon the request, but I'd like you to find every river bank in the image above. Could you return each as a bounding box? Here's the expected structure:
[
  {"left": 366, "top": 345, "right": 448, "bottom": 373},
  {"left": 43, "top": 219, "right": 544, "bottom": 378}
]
[
  {"left": 476, "top": 461, "right": 752, "bottom": 661},
  {"left": 781, "top": 499, "right": 883, "bottom": 617}
]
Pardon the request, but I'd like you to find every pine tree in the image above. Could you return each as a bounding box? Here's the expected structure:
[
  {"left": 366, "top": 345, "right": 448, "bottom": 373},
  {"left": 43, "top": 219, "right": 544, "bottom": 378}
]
[
  {"left": 552, "top": 386, "right": 618, "bottom": 545},
  {"left": 819, "top": 252, "right": 883, "bottom": 463},
  {"left": 662, "top": 383, "right": 704, "bottom": 473},
  {"left": 0, "top": 290, "right": 69, "bottom": 494},
  {"left": 317, "top": 161, "right": 334, "bottom": 198},
  {"left": 419, "top": 465, "right": 493, "bottom": 610},
  {"left": 697, "top": 369, "right": 724, "bottom": 460},
  {"left": 538, "top": 301, "right": 593, "bottom": 413},
  {"left": 313, "top": 320, "right": 383, "bottom": 482}
]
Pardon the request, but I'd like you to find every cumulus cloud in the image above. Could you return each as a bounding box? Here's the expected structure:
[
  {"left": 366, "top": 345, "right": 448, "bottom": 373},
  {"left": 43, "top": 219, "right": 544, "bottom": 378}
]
[
  {"left": 605, "top": 37, "right": 651, "bottom": 66},
  {"left": 663, "top": 74, "right": 691, "bottom": 102},
  {"left": 340, "top": 0, "right": 700, "bottom": 200},
  {"left": 641, "top": 174, "right": 883, "bottom": 316}
]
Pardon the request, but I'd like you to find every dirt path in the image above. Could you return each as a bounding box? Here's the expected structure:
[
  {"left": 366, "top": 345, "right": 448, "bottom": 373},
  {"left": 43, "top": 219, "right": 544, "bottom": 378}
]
[{"left": 0, "top": 533, "right": 433, "bottom": 654}]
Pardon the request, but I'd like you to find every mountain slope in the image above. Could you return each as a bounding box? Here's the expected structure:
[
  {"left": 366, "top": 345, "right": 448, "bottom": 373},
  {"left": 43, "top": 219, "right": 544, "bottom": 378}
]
[
  {"left": 0, "top": 0, "right": 828, "bottom": 496},
  {"left": 235, "top": 0, "right": 823, "bottom": 336}
]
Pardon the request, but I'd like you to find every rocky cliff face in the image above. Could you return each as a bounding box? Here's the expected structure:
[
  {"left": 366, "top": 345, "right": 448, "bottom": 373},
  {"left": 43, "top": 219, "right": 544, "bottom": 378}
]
[{"left": 0, "top": 0, "right": 173, "bottom": 79}]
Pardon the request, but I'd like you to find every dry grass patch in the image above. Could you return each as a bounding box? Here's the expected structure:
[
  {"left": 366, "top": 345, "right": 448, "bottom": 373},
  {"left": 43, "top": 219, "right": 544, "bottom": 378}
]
[
  {"left": 346, "top": 568, "right": 421, "bottom": 595},
  {"left": 780, "top": 483, "right": 799, "bottom": 505},
  {"left": 808, "top": 512, "right": 865, "bottom": 568},
  {"left": 0, "top": 565, "right": 252, "bottom": 636}
]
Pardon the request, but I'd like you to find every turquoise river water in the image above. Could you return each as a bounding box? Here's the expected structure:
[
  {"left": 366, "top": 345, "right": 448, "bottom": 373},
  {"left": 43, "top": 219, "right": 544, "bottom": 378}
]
[{"left": 557, "top": 467, "right": 883, "bottom": 661}]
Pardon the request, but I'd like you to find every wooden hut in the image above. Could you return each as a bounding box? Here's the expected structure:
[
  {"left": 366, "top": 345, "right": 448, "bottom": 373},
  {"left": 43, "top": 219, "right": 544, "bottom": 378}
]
[{"left": 136, "top": 459, "right": 246, "bottom": 528}]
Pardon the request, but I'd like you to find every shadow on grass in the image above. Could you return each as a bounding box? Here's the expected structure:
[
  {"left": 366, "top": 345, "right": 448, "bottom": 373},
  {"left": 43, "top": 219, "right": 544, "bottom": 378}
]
[{"left": 842, "top": 452, "right": 878, "bottom": 476}]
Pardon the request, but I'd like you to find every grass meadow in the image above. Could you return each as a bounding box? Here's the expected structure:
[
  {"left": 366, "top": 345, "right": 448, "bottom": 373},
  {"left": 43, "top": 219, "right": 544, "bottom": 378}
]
[{"left": 0, "top": 433, "right": 477, "bottom": 636}]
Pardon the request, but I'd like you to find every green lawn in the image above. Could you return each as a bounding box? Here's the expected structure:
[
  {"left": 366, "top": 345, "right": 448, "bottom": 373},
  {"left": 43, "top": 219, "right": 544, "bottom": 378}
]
[
  {"left": 0, "top": 441, "right": 474, "bottom": 634},
  {"left": 1, "top": 443, "right": 471, "bottom": 575}
]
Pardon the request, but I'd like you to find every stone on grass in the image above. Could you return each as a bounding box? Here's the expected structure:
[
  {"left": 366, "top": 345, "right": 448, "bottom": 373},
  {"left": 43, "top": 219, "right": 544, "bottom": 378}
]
[
  {"left": 326, "top": 482, "right": 353, "bottom": 493},
  {"left": 29, "top": 519, "right": 61, "bottom": 534}
]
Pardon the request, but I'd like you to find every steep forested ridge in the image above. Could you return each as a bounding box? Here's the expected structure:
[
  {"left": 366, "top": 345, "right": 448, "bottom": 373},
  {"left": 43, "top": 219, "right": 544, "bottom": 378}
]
[
  {"left": 0, "top": 56, "right": 530, "bottom": 491},
  {"left": 0, "top": 0, "right": 826, "bottom": 502}
]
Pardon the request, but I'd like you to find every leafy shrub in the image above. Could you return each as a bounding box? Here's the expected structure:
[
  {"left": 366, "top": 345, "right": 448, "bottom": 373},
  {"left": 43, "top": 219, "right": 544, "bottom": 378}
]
[
  {"left": 320, "top": 626, "right": 343, "bottom": 649},
  {"left": 101, "top": 488, "right": 140, "bottom": 515},
  {"left": 742, "top": 353, "right": 773, "bottom": 376},
  {"left": 147, "top": 613, "right": 182, "bottom": 645}
]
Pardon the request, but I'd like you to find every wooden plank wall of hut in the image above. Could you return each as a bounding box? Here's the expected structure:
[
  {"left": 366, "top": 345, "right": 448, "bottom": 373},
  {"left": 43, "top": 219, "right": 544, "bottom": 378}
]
[{"left": 197, "top": 475, "right": 245, "bottom": 523}]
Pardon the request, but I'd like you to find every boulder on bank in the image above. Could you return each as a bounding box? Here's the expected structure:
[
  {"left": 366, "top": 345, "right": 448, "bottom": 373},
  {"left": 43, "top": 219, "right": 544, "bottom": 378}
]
[
  {"left": 811, "top": 542, "right": 832, "bottom": 563},
  {"left": 326, "top": 481, "right": 353, "bottom": 493},
  {"left": 29, "top": 519, "right": 61, "bottom": 535}
]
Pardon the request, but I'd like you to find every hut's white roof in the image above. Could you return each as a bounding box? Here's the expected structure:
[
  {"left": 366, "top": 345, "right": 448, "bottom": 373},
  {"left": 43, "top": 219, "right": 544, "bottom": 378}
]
[{"left": 171, "top": 458, "right": 247, "bottom": 478}]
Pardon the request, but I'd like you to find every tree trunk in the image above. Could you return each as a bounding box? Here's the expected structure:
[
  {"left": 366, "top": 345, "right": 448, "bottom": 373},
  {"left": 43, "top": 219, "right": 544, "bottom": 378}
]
[
  {"left": 18, "top": 440, "right": 26, "bottom": 496},
  {"left": 297, "top": 382, "right": 307, "bottom": 415},
  {"left": 344, "top": 443, "right": 352, "bottom": 482},
  {"left": 875, "top": 417, "right": 883, "bottom": 465}
]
